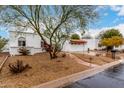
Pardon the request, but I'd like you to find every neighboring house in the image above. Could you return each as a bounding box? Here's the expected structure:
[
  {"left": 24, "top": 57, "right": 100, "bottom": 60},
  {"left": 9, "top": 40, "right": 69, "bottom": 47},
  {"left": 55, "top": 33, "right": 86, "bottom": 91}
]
[
  {"left": 63, "top": 39, "right": 99, "bottom": 52},
  {"left": 8, "top": 29, "right": 99, "bottom": 56}
]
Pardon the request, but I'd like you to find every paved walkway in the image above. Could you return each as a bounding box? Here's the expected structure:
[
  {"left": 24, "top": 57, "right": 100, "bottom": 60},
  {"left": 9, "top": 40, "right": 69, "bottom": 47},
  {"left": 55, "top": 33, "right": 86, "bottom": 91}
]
[{"left": 68, "top": 53, "right": 99, "bottom": 67}]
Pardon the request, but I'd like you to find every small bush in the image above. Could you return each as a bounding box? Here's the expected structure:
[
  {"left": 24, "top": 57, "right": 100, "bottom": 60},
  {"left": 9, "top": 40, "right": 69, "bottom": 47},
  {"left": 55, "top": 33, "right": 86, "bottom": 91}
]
[
  {"left": 8, "top": 60, "right": 31, "bottom": 74},
  {"left": 96, "top": 53, "right": 100, "bottom": 56},
  {"left": 62, "top": 53, "right": 66, "bottom": 57},
  {"left": 18, "top": 47, "right": 30, "bottom": 55},
  {"left": 106, "top": 53, "right": 112, "bottom": 58},
  {"left": 94, "top": 48, "right": 97, "bottom": 51},
  {"left": 89, "top": 57, "right": 93, "bottom": 62},
  {"left": 56, "top": 60, "right": 61, "bottom": 62},
  {"left": 71, "top": 34, "right": 80, "bottom": 40},
  {"left": 65, "top": 66, "right": 69, "bottom": 70}
]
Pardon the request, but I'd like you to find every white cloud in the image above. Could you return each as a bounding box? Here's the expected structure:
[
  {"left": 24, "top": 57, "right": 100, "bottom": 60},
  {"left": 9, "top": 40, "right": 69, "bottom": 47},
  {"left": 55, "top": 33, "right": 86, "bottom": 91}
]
[
  {"left": 110, "top": 5, "right": 121, "bottom": 12},
  {"left": 113, "top": 17, "right": 124, "bottom": 24},
  {"left": 95, "top": 6, "right": 107, "bottom": 11},
  {"left": 118, "top": 6, "right": 124, "bottom": 16},
  {"left": 89, "top": 23, "right": 124, "bottom": 38},
  {"left": 110, "top": 5, "right": 124, "bottom": 16},
  {"left": 104, "top": 13, "right": 108, "bottom": 16}
]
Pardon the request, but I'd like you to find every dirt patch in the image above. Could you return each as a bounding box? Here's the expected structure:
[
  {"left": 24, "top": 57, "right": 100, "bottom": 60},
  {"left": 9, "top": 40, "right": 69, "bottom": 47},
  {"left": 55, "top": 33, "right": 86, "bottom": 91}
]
[
  {"left": 0, "top": 52, "right": 10, "bottom": 57},
  {"left": 0, "top": 52, "right": 90, "bottom": 88},
  {"left": 72, "top": 53, "right": 116, "bottom": 65},
  {"left": 117, "top": 53, "right": 124, "bottom": 58}
]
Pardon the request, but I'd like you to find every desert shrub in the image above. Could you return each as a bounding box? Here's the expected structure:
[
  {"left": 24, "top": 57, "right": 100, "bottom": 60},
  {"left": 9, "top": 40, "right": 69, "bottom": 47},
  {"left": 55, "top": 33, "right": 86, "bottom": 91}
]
[
  {"left": 96, "top": 53, "right": 100, "bottom": 56},
  {"left": 71, "top": 34, "right": 80, "bottom": 40},
  {"left": 18, "top": 47, "right": 30, "bottom": 55},
  {"left": 106, "top": 53, "right": 112, "bottom": 58},
  {"left": 65, "top": 66, "right": 69, "bottom": 70},
  {"left": 8, "top": 60, "right": 31, "bottom": 74},
  {"left": 61, "top": 53, "right": 66, "bottom": 57},
  {"left": 56, "top": 60, "right": 61, "bottom": 62},
  {"left": 89, "top": 57, "right": 93, "bottom": 62},
  {"left": 94, "top": 48, "right": 97, "bottom": 51}
]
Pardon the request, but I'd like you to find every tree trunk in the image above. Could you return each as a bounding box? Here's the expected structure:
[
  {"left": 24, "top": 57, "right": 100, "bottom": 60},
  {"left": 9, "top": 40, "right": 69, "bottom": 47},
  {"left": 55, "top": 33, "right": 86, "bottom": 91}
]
[
  {"left": 48, "top": 51, "right": 57, "bottom": 59},
  {"left": 48, "top": 51, "right": 53, "bottom": 59},
  {"left": 52, "top": 51, "right": 57, "bottom": 58},
  {"left": 41, "top": 39, "right": 59, "bottom": 59},
  {"left": 47, "top": 46, "right": 58, "bottom": 59}
]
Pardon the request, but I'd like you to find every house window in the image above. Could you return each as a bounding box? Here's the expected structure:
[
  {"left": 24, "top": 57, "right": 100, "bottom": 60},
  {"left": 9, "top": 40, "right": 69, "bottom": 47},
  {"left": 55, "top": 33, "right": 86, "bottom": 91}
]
[{"left": 18, "top": 37, "right": 26, "bottom": 47}]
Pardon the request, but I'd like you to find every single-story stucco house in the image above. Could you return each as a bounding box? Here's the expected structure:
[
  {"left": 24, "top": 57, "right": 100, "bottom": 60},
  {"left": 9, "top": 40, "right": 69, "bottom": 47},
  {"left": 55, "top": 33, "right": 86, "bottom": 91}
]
[
  {"left": 7, "top": 28, "right": 100, "bottom": 56},
  {"left": 6, "top": 27, "right": 124, "bottom": 56}
]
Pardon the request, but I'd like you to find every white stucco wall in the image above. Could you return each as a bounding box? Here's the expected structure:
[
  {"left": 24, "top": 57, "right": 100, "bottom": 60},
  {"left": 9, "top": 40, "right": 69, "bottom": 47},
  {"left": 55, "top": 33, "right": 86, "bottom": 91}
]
[
  {"left": 9, "top": 30, "right": 100, "bottom": 55},
  {"left": 62, "top": 39, "right": 99, "bottom": 52},
  {"left": 62, "top": 41, "right": 85, "bottom": 52},
  {"left": 114, "top": 45, "right": 124, "bottom": 50},
  {"left": 9, "top": 31, "right": 43, "bottom": 55},
  {"left": 83, "top": 39, "right": 99, "bottom": 50}
]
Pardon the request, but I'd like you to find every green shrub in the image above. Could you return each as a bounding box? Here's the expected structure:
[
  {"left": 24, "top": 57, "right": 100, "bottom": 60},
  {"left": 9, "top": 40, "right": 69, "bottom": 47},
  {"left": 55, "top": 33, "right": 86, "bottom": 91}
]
[{"left": 71, "top": 34, "right": 80, "bottom": 40}]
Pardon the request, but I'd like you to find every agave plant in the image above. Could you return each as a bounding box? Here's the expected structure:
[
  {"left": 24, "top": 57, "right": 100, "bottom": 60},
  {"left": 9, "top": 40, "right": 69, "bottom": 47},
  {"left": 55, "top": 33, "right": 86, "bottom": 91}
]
[
  {"left": 18, "top": 47, "right": 30, "bottom": 55},
  {"left": 8, "top": 60, "right": 31, "bottom": 74}
]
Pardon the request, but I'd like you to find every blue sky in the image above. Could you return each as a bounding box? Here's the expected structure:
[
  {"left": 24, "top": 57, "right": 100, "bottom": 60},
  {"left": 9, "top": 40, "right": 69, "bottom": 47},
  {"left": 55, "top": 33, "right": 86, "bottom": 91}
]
[
  {"left": 89, "top": 5, "right": 124, "bottom": 37},
  {"left": 89, "top": 5, "right": 124, "bottom": 28},
  {"left": 0, "top": 5, "right": 124, "bottom": 38}
]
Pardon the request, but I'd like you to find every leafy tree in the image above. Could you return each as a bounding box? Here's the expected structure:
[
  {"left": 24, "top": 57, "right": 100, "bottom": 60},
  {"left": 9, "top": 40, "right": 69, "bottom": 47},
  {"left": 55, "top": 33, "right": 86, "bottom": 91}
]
[
  {"left": 101, "top": 36, "right": 123, "bottom": 47},
  {"left": 0, "top": 36, "right": 8, "bottom": 52},
  {"left": 99, "top": 29, "right": 122, "bottom": 39},
  {"left": 0, "top": 5, "right": 98, "bottom": 59},
  {"left": 71, "top": 33, "right": 80, "bottom": 40},
  {"left": 99, "top": 29, "right": 123, "bottom": 52}
]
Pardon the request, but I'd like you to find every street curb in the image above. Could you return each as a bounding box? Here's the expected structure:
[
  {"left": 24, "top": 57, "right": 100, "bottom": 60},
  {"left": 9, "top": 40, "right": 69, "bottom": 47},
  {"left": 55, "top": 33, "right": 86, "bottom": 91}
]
[{"left": 32, "top": 59, "right": 123, "bottom": 88}]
